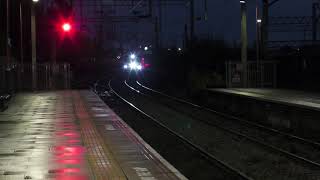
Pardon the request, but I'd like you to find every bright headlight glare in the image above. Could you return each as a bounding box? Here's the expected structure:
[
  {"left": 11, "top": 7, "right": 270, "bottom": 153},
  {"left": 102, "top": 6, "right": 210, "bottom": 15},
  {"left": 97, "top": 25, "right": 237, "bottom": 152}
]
[
  {"left": 137, "top": 65, "right": 143, "bottom": 70},
  {"left": 130, "top": 54, "right": 136, "bottom": 59},
  {"left": 129, "top": 61, "right": 138, "bottom": 70}
]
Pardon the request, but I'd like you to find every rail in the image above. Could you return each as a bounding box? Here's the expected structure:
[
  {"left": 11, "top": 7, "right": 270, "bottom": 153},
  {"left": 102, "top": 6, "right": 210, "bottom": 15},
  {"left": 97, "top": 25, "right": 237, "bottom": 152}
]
[
  {"left": 108, "top": 80, "right": 254, "bottom": 180},
  {"left": 132, "top": 81, "right": 320, "bottom": 169}
]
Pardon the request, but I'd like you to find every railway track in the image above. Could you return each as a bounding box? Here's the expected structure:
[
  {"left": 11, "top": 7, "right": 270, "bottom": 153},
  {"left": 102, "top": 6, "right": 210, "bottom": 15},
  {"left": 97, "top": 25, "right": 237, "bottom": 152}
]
[
  {"left": 117, "top": 79, "right": 320, "bottom": 180},
  {"left": 131, "top": 80, "right": 320, "bottom": 164},
  {"left": 131, "top": 80, "right": 320, "bottom": 166},
  {"left": 104, "top": 80, "right": 254, "bottom": 180}
]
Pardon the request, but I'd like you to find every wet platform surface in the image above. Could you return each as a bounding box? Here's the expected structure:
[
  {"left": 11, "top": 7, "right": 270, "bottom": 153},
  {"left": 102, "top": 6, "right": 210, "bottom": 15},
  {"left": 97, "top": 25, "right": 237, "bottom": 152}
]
[
  {"left": 0, "top": 90, "right": 185, "bottom": 180},
  {"left": 209, "top": 88, "right": 320, "bottom": 111}
]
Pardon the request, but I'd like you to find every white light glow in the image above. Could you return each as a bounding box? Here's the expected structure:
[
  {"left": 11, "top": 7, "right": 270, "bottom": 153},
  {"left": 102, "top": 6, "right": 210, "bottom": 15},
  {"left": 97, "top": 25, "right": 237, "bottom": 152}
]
[
  {"left": 129, "top": 61, "right": 138, "bottom": 70},
  {"left": 62, "top": 23, "right": 71, "bottom": 32},
  {"left": 130, "top": 54, "right": 136, "bottom": 59},
  {"left": 144, "top": 46, "right": 148, "bottom": 51},
  {"left": 137, "top": 65, "right": 143, "bottom": 70},
  {"left": 123, "top": 61, "right": 143, "bottom": 71}
]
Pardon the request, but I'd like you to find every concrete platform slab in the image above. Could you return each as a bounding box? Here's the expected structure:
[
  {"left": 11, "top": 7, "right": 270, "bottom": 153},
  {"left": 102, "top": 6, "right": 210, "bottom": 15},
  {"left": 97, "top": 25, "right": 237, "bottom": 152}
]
[
  {"left": 209, "top": 88, "right": 320, "bottom": 111},
  {"left": 0, "top": 90, "right": 186, "bottom": 180},
  {"left": 206, "top": 88, "right": 320, "bottom": 139}
]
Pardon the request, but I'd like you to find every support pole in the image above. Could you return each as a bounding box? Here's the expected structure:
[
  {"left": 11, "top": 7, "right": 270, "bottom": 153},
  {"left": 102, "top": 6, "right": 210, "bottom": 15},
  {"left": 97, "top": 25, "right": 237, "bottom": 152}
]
[
  {"left": 190, "top": 0, "right": 194, "bottom": 43},
  {"left": 240, "top": 1, "right": 248, "bottom": 88},
  {"left": 158, "top": 0, "right": 162, "bottom": 48},
  {"left": 256, "top": 1, "right": 261, "bottom": 62},
  {"left": 312, "top": 3, "right": 318, "bottom": 42},
  {"left": 20, "top": 1, "right": 24, "bottom": 66},
  {"left": 262, "top": 0, "right": 269, "bottom": 59},
  {"left": 18, "top": 1, "right": 24, "bottom": 90},
  {"left": 256, "top": 1, "right": 263, "bottom": 87},
  {"left": 6, "top": 0, "right": 10, "bottom": 64},
  {"left": 31, "top": 3, "right": 37, "bottom": 91}
]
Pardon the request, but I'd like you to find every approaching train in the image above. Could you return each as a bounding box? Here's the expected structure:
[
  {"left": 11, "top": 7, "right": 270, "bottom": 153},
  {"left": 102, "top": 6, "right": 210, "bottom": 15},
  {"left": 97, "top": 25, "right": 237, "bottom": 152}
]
[{"left": 122, "top": 53, "right": 150, "bottom": 72}]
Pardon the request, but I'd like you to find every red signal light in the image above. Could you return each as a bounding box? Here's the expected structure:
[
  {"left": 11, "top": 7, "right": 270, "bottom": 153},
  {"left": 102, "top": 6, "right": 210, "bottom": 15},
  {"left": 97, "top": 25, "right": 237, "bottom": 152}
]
[{"left": 62, "top": 23, "right": 71, "bottom": 32}]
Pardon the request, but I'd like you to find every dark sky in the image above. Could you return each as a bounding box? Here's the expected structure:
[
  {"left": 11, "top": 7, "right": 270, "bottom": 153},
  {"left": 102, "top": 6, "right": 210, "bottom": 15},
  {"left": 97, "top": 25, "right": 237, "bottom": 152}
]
[
  {"left": 66, "top": 0, "right": 315, "bottom": 48},
  {"left": 161, "top": 0, "right": 313, "bottom": 47}
]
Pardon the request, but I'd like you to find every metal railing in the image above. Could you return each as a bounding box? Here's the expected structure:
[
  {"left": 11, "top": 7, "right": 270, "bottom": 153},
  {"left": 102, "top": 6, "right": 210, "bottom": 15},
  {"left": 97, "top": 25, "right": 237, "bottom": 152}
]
[
  {"left": 226, "top": 61, "right": 277, "bottom": 88},
  {"left": 1, "top": 62, "right": 71, "bottom": 93}
]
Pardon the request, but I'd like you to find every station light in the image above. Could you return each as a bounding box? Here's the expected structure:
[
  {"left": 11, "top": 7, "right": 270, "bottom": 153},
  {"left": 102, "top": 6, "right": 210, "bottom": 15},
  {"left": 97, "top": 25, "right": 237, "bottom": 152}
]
[
  {"left": 123, "top": 64, "right": 128, "bottom": 69},
  {"left": 62, "top": 23, "right": 71, "bottom": 32},
  {"left": 240, "top": 0, "right": 246, "bottom": 4},
  {"left": 144, "top": 46, "right": 148, "bottom": 51},
  {"left": 32, "top": 0, "right": 39, "bottom": 2},
  {"left": 257, "top": 19, "right": 262, "bottom": 23}
]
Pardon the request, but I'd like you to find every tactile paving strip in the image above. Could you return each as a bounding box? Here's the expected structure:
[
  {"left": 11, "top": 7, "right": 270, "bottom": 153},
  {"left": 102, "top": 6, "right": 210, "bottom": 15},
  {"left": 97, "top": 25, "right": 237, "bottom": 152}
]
[
  {"left": 80, "top": 91, "right": 187, "bottom": 180},
  {"left": 0, "top": 91, "right": 186, "bottom": 180},
  {"left": 73, "top": 91, "right": 127, "bottom": 180}
]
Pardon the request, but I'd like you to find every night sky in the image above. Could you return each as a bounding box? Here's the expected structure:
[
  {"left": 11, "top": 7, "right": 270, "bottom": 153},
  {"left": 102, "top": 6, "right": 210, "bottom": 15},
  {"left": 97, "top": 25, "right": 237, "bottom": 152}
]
[
  {"left": 68, "top": 0, "right": 315, "bottom": 48},
  {"left": 161, "top": 0, "right": 313, "bottom": 47}
]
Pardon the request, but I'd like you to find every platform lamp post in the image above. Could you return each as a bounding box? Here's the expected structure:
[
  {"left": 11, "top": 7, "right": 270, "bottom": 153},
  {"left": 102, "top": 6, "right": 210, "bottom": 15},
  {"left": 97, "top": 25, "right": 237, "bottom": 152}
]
[
  {"left": 17, "top": 0, "right": 24, "bottom": 90},
  {"left": 3, "top": 0, "right": 10, "bottom": 92},
  {"left": 31, "top": 0, "right": 38, "bottom": 91},
  {"left": 20, "top": 1, "right": 24, "bottom": 67},
  {"left": 240, "top": 0, "right": 248, "bottom": 88},
  {"left": 262, "top": 0, "right": 269, "bottom": 60},
  {"left": 6, "top": 0, "right": 10, "bottom": 64},
  {"left": 256, "top": 0, "right": 262, "bottom": 63}
]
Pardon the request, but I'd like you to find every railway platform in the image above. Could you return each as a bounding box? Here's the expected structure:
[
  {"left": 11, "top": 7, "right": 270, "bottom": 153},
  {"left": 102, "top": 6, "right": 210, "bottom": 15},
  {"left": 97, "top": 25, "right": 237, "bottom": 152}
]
[
  {"left": 208, "top": 88, "right": 320, "bottom": 111},
  {"left": 0, "top": 90, "right": 186, "bottom": 180},
  {"left": 205, "top": 88, "right": 320, "bottom": 139}
]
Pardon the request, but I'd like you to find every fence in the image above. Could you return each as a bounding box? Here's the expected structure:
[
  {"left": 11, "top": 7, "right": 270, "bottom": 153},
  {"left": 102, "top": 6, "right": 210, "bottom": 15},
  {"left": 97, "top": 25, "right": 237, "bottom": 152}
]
[
  {"left": 1, "top": 63, "right": 71, "bottom": 93},
  {"left": 226, "top": 61, "right": 277, "bottom": 88}
]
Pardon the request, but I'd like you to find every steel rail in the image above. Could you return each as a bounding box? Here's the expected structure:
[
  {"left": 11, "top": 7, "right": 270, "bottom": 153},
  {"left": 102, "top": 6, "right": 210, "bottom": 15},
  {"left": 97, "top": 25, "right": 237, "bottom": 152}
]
[
  {"left": 108, "top": 80, "right": 254, "bottom": 180},
  {"left": 135, "top": 81, "right": 320, "bottom": 148},
  {"left": 131, "top": 81, "right": 320, "bottom": 169}
]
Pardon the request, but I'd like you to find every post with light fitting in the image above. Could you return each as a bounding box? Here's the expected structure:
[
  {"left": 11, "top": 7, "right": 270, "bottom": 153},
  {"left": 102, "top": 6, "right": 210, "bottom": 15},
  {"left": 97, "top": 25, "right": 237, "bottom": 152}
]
[
  {"left": 256, "top": 1, "right": 262, "bottom": 63},
  {"left": 262, "top": 0, "right": 269, "bottom": 60},
  {"left": 240, "top": 0, "right": 248, "bottom": 88},
  {"left": 31, "top": 0, "right": 38, "bottom": 91},
  {"left": 256, "top": 18, "right": 262, "bottom": 62},
  {"left": 18, "top": 0, "right": 24, "bottom": 90},
  {"left": 6, "top": 0, "right": 10, "bottom": 64}
]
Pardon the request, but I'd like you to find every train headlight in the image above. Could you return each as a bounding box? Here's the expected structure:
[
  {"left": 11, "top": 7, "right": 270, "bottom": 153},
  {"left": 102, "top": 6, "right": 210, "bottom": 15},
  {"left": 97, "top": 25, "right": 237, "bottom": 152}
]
[{"left": 137, "top": 65, "right": 143, "bottom": 70}]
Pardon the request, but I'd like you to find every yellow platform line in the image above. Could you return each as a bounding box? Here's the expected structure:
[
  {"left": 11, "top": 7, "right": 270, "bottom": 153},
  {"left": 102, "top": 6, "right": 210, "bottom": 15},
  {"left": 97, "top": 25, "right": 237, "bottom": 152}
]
[{"left": 73, "top": 91, "right": 127, "bottom": 180}]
